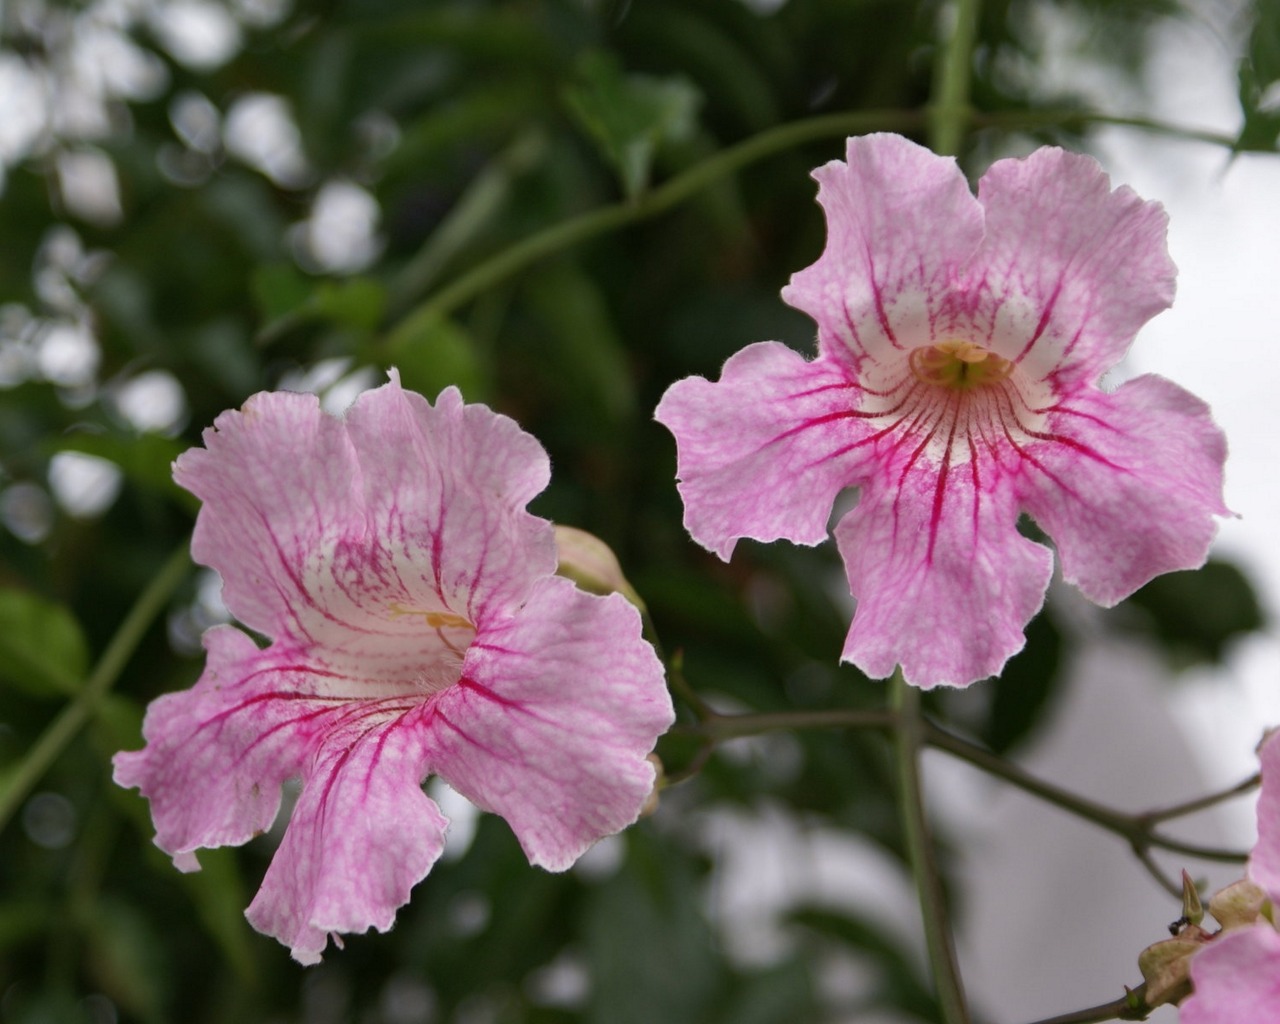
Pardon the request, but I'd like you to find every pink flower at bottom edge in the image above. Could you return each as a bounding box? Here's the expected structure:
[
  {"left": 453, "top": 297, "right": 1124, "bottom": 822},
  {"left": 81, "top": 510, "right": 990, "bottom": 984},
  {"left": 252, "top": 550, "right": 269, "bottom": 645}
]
[
  {"left": 113, "top": 373, "right": 674, "bottom": 963},
  {"left": 655, "top": 133, "right": 1229, "bottom": 689},
  {"left": 1182, "top": 925, "right": 1280, "bottom": 1023}
]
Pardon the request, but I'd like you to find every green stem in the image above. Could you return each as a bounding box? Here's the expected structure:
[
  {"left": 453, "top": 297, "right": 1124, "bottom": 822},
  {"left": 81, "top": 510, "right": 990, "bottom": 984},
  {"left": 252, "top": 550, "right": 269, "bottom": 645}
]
[
  {"left": 930, "top": 0, "right": 982, "bottom": 156},
  {"left": 702, "top": 707, "right": 895, "bottom": 740},
  {"left": 893, "top": 673, "right": 970, "bottom": 1024},
  {"left": 1021, "top": 984, "right": 1152, "bottom": 1024},
  {"left": 384, "top": 108, "right": 926, "bottom": 339},
  {"left": 0, "top": 544, "right": 190, "bottom": 834}
]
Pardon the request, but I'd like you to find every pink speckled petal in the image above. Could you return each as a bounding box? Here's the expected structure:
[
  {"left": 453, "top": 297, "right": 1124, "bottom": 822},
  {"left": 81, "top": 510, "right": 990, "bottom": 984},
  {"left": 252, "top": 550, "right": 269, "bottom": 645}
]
[
  {"left": 781, "top": 134, "right": 984, "bottom": 371},
  {"left": 343, "top": 380, "right": 556, "bottom": 625},
  {"left": 1018, "top": 374, "right": 1229, "bottom": 606},
  {"left": 655, "top": 342, "right": 870, "bottom": 560},
  {"left": 967, "top": 148, "right": 1175, "bottom": 386},
  {"left": 174, "top": 389, "right": 363, "bottom": 642},
  {"left": 835, "top": 457, "right": 1053, "bottom": 688},
  {"left": 1248, "top": 731, "right": 1280, "bottom": 897},
  {"left": 1182, "top": 926, "right": 1280, "bottom": 1024},
  {"left": 432, "top": 576, "right": 673, "bottom": 870},
  {"left": 246, "top": 706, "right": 444, "bottom": 964},
  {"left": 113, "top": 626, "right": 339, "bottom": 865}
]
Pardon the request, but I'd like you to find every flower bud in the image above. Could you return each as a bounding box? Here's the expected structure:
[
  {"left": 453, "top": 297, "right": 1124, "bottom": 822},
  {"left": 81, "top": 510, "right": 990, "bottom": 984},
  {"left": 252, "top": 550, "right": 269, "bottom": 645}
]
[{"left": 554, "top": 525, "right": 646, "bottom": 612}]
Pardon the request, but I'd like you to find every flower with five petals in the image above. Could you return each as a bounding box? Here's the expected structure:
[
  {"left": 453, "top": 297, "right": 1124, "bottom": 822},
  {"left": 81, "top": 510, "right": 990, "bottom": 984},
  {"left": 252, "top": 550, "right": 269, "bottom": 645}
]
[
  {"left": 655, "top": 133, "right": 1229, "bottom": 688},
  {"left": 114, "top": 374, "right": 674, "bottom": 963}
]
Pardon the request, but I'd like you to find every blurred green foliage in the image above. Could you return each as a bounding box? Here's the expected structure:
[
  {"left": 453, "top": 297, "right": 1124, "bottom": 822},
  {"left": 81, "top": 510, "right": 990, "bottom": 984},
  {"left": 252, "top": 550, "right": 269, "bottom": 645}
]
[{"left": 0, "top": 0, "right": 1272, "bottom": 1022}]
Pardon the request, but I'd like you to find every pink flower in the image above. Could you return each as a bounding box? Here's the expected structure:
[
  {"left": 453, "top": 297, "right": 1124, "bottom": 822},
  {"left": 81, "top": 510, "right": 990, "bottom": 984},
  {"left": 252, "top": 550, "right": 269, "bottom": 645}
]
[
  {"left": 1181, "top": 732, "right": 1280, "bottom": 1022},
  {"left": 655, "top": 133, "right": 1228, "bottom": 688},
  {"left": 114, "top": 374, "right": 673, "bottom": 963}
]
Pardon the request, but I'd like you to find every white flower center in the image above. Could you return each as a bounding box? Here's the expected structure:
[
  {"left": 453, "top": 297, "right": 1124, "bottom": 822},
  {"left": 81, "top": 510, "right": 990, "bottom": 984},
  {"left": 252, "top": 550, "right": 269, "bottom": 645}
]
[{"left": 860, "top": 340, "right": 1050, "bottom": 464}]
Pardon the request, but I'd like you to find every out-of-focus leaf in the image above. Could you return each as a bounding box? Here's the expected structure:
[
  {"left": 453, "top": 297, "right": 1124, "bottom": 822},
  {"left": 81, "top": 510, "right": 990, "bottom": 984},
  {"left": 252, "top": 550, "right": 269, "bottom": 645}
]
[
  {"left": 788, "top": 906, "right": 940, "bottom": 1021},
  {"left": 53, "top": 433, "right": 190, "bottom": 510},
  {"left": 84, "top": 895, "right": 170, "bottom": 1022},
  {"left": 717, "top": 958, "right": 817, "bottom": 1024},
  {"left": 1236, "top": 0, "right": 1280, "bottom": 152},
  {"left": 523, "top": 261, "right": 635, "bottom": 424},
  {"left": 256, "top": 274, "right": 387, "bottom": 342},
  {"left": 251, "top": 263, "right": 313, "bottom": 323},
  {"left": 180, "top": 847, "right": 260, "bottom": 987},
  {"left": 584, "top": 829, "right": 721, "bottom": 1024},
  {"left": 381, "top": 312, "right": 491, "bottom": 401},
  {"left": 565, "top": 51, "right": 700, "bottom": 199},
  {"left": 1125, "top": 559, "right": 1265, "bottom": 667},
  {"left": 0, "top": 588, "right": 89, "bottom": 697},
  {"left": 981, "top": 611, "right": 1063, "bottom": 755},
  {"left": 0, "top": 899, "right": 52, "bottom": 951}
]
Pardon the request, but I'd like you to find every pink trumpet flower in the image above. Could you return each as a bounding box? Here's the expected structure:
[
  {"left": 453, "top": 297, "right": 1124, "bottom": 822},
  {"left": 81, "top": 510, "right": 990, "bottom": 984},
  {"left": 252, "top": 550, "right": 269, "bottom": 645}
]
[
  {"left": 115, "top": 374, "right": 673, "bottom": 963},
  {"left": 655, "top": 133, "right": 1229, "bottom": 688},
  {"left": 1181, "top": 731, "right": 1280, "bottom": 1022}
]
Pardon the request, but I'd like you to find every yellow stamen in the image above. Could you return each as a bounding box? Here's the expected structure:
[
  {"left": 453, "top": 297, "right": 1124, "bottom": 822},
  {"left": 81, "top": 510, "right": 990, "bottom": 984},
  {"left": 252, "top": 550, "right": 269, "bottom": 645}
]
[
  {"left": 388, "top": 603, "right": 473, "bottom": 630},
  {"left": 909, "top": 340, "right": 1013, "bottom": 390}
]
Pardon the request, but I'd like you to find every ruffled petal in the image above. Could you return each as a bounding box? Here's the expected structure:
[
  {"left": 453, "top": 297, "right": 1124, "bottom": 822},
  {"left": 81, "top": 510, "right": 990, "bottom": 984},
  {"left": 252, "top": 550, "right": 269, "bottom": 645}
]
[
  {"left": 113, "top": 625, "right": 335, "bottom": 865},
  {"left": 1248, "top": 731, "right": 1280, "bottom": 897},
  {"left": 343, "top": 378, "right": 556, "bottom": 626},
  {"left": 245, "top": 706, "right": 444, "bottom": 964},
  {"left": 174, "top": 390, "right": 363, "bottom": 643},
  {"left": 655, "top": 342, "right": 872, "bottom": 560},
  {"left": 782, "top": 133, "right": 984, "bottom": 371},
  {"left": 1018, "top": 374, "right": 1229, "bottom": 606},
  {"left": 835, "top": 454, "right": 1053, "bottom": 688},
  {"left": 430, "top": 576, "right": 673, "bottom": 870},
  {"left": 1181, "top": 926, "right": 1280, "bottom": 1024},
  {"left": 967, "top": 148, "right": 1175, "bottom": 386}
]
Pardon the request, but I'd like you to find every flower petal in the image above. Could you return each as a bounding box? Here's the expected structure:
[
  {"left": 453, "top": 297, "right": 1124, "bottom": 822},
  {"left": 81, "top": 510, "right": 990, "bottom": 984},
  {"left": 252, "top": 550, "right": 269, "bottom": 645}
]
[
  {"left": 174, "top": 389, "right": 362, "bottom": 642},
  {"left": 781, "top": 133, "right": 984, "bottom": 370},
  {"left": 245, "top": 707, "right": 444, "bottom": 964},
  {"left": 343, "top": 379, "right": 556, "bottom": 625},
  {"left": 655, "top": 342, "right": 870, "bottom": 560},
  {"left": 112, "top": 625, "right": 330, "bottom": 865},
  {"left": 1181, "top": 925, "right": 1280, "bottom": 1024},
  {"left": 1248, "top": 731, "right": 1280, "bottom": 897},
  {"left": 1018, "top": 374, "right": 1229, "bottom": 606},
  {"left": 835, "top": 455, "right": 1052, "bottom": 688},
  {"left": 430, "top": 576, "right": 673, "bottom": 870},
  {"left": 968, "top": 148, "right": 1175, "bottom": 385}
]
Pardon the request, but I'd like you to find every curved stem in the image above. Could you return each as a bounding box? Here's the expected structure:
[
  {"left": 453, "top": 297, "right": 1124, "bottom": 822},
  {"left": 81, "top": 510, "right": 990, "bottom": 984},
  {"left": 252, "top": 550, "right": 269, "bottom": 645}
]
[
  {"left": 893, "top": 674, "right": 970, "bottom": 1024},
  {"left": 975, "top": 109, "right": 1239, "bottom": 149},
  {"left": 383, "top": 107, "right": 926, "bottom": 338},
  {"left": 0, "top": 544, "right": 190, "bottom": 834},
  {"left": 1021, "top": 984, "right": 1152, "bottom": 1024}
]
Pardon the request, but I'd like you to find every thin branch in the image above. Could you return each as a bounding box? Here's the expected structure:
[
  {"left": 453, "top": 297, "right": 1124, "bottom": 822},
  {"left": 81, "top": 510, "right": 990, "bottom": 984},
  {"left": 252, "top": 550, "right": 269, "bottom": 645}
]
[
  {"left": 1021, "top": 984, "right": 1152, "bottom": 1024},
  {"left": 0, "top": 544, "right": 191, "bottom": 834},
  {"left": 922, "top": 722, "right": 1248, "bottom": 864},
  {"left": 1138, "top": 772, "right": 1261, "bottom": 826}
]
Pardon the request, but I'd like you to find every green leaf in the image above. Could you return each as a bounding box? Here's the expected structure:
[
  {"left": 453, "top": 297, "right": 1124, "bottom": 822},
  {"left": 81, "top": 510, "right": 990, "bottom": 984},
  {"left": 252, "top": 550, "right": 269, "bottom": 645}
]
[
  {"left": 565, "top": 51, "right": 701, "bottom": 199},
  {"left": 584, "top": 830, "right": 722, "bottom": 1024},
  {"left": 1236, "top": 0, "right": 1280, "bottom": 152},
  {"left": 0, "top": 588, "right": 89, "bottom": 697},
  {"left": 1125, "top": 559, "right": 1265, "bottom": 667},
  {"left": 381, "top": 312, "right": 491, "bottom": 402},
  {"left": 53, "top": 432, "right": 191, "bottom": 510},
  {"left": 981, "top": 611, "right": 1063, "bottom": 755},
  {"left": 180, "top": 848, "right": 261, "bottom": 987},
  {"left": 523, "top": 261, "right": 636, "bottom": 425}
]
